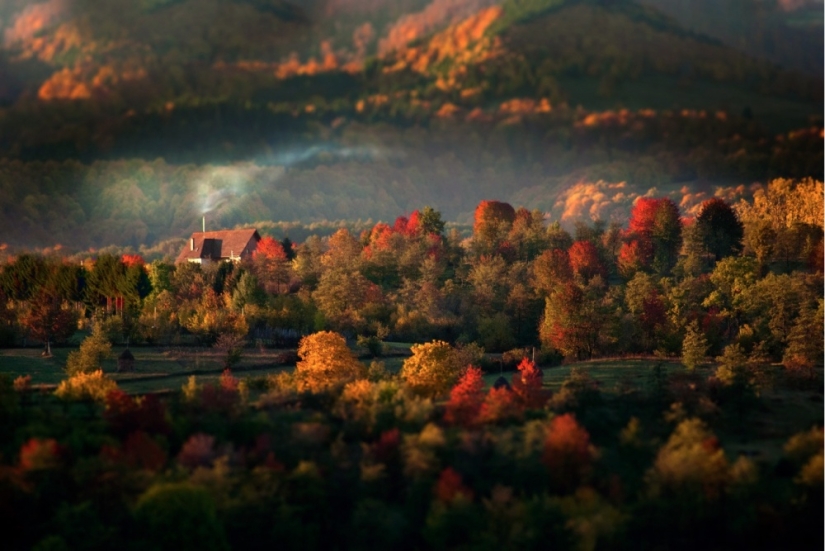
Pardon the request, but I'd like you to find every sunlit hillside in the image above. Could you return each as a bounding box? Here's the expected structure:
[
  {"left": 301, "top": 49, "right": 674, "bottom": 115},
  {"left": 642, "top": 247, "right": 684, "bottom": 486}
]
[{"left": 0, "top": 0, "right": 821, "bottom": 252}]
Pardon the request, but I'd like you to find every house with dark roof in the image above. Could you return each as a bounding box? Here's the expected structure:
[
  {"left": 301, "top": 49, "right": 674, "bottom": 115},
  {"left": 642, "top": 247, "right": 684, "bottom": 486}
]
[{"left": 176, "top": 228, "right": 261, "bottom": 265}]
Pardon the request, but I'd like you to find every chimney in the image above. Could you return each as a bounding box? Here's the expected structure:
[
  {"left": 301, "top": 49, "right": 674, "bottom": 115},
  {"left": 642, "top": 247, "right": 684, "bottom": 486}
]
[
  {"left": 202, "top": 216, "right": 206, "bottom": 232},
  {"left": 190, "top": 238, "right": 195, "bottom": 251}
]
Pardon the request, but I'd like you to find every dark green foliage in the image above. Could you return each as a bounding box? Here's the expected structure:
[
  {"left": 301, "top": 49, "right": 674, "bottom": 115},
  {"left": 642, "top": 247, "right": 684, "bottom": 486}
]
[
  {"left": 489, "top": 0, "right": 569, "bottom": 35},
  {"left": 133, "top": 483, "right": 229, "bottom": 551},
  {"left": 694, "top": 198, "right": 744, "bottom": 262}
]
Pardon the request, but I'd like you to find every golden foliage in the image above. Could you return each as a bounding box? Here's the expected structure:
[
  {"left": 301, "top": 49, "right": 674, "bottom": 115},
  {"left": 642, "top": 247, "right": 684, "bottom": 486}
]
[
  {"left": 55, "top": 370, "right": 118, "bottom": 402},
  {"left": 647, "top": 418, "right": 749, "bottom": 500},
  {"left": 736, "top": 177, "right": 824, "bottom": 230},
  {"left": 401, "top": 340, "right": 481, "bottom": 397},
  {"left": 295, "top": 331, "right": 365, "bottom": 393},
  {"left": 383, "top": 6, "right": 504, "bottom": 91}
]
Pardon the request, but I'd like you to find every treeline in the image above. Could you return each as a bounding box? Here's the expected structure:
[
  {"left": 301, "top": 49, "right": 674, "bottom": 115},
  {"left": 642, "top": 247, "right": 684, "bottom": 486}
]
[
  {"left": 0, "top": 110, "right": 821, "bottom": 251},
  {"left": 1, "top": 177, "right": 823, "bottom": 551},
  {"left": 1, "top": 178, "right": 822, "bottom": 373},
  {"left": 1, "top": 1, "right": 822, "bottom": 163}
]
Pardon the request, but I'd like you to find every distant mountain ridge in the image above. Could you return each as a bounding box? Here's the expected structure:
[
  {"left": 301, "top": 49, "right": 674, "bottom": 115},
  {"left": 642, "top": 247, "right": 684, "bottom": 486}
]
[{"left": 0, "top": 0, "right": 820, "bottom": 253}]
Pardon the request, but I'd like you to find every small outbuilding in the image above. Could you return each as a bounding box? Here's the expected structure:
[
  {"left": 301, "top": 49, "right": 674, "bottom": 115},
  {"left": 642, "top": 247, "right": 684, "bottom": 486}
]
[
  {"left": 117, "top": 349, "right": 135, "bottom": 373},
  {"left": 493, "top": 376, "right": 511, "bottom": 391}
]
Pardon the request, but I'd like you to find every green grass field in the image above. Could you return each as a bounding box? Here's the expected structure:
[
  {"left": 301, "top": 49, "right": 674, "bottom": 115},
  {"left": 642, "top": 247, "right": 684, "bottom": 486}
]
[
  {"left": 483, "top": 357, "right": 684, "bottom": 392},
  {"left": 2, "top": 344, "right": 676, "bottom": 394},
  {"left": 0, "top": 346, "right": 296, "bottom": 393},
  {"left": 3, "top": 344, "right": 820, "bottom": 467}
]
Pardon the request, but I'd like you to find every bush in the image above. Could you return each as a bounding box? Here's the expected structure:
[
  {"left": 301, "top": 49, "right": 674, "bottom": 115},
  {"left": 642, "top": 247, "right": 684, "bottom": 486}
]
[
  {"left": 133, "top": 482, "right": 229, "bottom": 551},
  {"left": 401, "top": 341, "right": 483, "bottom": 398},
  {"left": 55, "top": 371, "right": 117, "bottom": 402}
]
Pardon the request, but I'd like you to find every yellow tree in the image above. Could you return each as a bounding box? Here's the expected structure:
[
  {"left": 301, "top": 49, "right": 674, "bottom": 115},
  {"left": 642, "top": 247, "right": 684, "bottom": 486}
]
[
  {"left": 401, "top": 340, "right": 481, "bottom": 397},
  {"left": 295, "top": 331, "right": 365, "bottom": 393}
]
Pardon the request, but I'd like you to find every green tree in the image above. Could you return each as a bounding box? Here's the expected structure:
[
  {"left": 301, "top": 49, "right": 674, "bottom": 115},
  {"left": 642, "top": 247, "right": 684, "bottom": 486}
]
[
  {"left": 783, "top": 299, "right": 824, "bottom": 369},
  {"left": 230, "top": 271, "right": 265, "bottom": 312},
  {"left": 693, "top": 198, "right": 744, "bottom": 262},
  {"left": 20, "top": 291, "right": 77, "bottom": 355},
  {"left": 418, "top": 206, "right": 446, "bottom": 237},
  {"left": 715, "top": 343, "right": 749, "bottom": 385},
  {"left": 0, "top": 254, "right": 47, "bottom": 301},
  {"left": 65, "top": 324, "right": 112, "bottom": 376},
  {"left": 133, "top": 482, "right": 229, "bottom": 551},
  {"left": 682, "top": 320, "right": 708, "bottom": 371}
]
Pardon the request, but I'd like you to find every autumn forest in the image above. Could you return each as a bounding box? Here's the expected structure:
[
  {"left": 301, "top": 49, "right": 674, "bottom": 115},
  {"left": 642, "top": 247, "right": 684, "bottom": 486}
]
[{"left": 0, "top": 0, "right": 823, "bottom": 550}]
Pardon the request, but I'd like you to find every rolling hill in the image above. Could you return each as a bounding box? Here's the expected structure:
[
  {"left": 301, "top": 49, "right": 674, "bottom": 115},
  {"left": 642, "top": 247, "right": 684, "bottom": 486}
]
[{"left": 0, "top": 0, "right": 820, "bottom": 252}]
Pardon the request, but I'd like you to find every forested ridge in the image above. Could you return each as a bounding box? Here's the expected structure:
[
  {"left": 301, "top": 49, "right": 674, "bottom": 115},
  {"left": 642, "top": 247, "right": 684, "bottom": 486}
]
[
  {"left": 0, "top": 2, "right": 822, "bottom": 549},
  {"left": 2, "top": 178, "right": 822, "bottom": 360},
  {"left": 0, "top": 1, "right": 821, "bottom": 253},
  {"left": 0, "top": 180, "right": 822, "bottom": 551}
]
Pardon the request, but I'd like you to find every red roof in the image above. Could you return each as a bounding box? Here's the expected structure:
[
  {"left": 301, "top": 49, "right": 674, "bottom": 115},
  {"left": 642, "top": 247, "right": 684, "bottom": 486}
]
[{"left": 176, "top": 228, "right": 261, "bottom": 263}]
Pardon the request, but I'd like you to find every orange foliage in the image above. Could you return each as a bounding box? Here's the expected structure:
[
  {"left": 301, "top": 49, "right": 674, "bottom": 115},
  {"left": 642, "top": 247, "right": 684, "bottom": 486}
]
[
  {"left": 478, "top": 387, "right": 523, "bottom": 424},
  {"left": 121, "top": 254, "right": 145, "bottom": 268},
  {"left": 474, "top": 200, "right": 516, "bottom": 235},
  {"left": 38, "top": 67, "right": 91, "bottom": 100},
  {"left": 568, "top": 240, "right": 606, "bottom": 281},
  {"left": 379, "top": 0, "right": 497, "bottom": 55},
  {"left": 254, "top": 236, "right": 287, "bottom": 260},
  {"left": 512, "top": 358, "right": 547, "bottom": 409},
  {"left": 542, "top": 413, "right": 593, "bottom": 491},
  {"left": 382, "top": 6, "right": 503, "bottom": 91},
  {"left": 498, "top": 97, "right": 551, "bottom": 115}
]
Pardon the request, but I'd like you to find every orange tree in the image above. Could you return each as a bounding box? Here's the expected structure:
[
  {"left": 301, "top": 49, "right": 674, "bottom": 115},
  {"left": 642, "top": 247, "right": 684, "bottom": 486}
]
[{"left": 295, "top": 331, "right": 365, "bottom": 393}]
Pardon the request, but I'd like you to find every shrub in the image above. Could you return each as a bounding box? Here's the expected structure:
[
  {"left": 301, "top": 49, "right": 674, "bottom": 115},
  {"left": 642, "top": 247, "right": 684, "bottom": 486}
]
[
  {"left": 55, "top": 371, "right": 117, "bottom": 402},
  {"left": 133, "top": 482, "right": 229, "bottom": 551},
  {"left": 401, "top": 340, "right": 482, "bottom": 397}
]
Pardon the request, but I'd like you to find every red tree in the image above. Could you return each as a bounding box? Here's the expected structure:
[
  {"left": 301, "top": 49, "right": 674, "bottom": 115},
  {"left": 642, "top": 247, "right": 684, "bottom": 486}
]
[
  {"left": 512, "top": 358, "right": 547, "bottom": 409},
  {"left": 434, "top": 467, "right": 474, "bottom": 503},
  {"left": 622, "top": 197, "right": 681, "bottom": 276},
  {"left": 617, "top": 240, "right": 652, "bottom": 279},
  {"left": 542, "top": 413, "right": 593, "bottom": 491},
  {"left": 444, "top": 366, "right": 485, "bottom": 427},
  {"left": 253, "top": 236, "right": 289, "bottom": 293},
  {"left": 474, "top": 200, "right": 517, "bottom": 255},
  {"left": 478, "top": 387, "right": 523, "bottom": 424},
  {"left": 254, "top": 237, "right": 288, "bottom": 260},
  {"left": 104, "top": 390, "right": 170, "bottom": 437},
  {"left": 121, "top": 254, "right": 145, "bottom": 269},
  {"left": 568, "top": 240, "right": 606, "bottom": 281}
]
